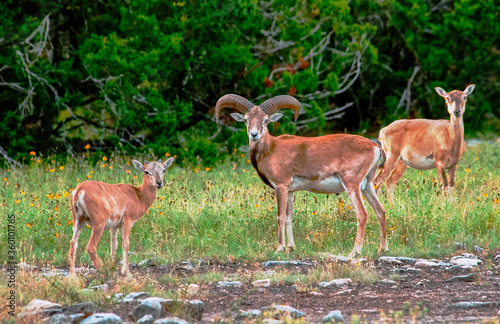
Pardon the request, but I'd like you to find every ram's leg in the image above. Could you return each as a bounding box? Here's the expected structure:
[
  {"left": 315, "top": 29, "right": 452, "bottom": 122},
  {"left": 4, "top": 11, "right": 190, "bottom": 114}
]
[
  {"left": 275, "top": 186, "right": 289, "bottom": 253},
  {"left": 286, "top": 191, "right": 295, "bottom": 251}
]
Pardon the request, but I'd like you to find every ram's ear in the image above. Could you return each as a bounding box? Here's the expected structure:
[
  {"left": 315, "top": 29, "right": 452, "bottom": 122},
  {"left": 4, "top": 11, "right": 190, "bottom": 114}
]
[
  {"left": 230, "top": 113, "right": 246, "bottom": 122},
  {"left": 163, "top": 157, "right": 174, "bottom": 169},
  {"left": 132, "top": 160, "right": 145, "bottom": 173},
  {"left": 268, "top": 113, "right": 283, "bottom": 123}
]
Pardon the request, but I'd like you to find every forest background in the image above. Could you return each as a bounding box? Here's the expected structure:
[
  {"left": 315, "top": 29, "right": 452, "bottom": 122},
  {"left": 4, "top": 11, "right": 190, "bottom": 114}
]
[{"left": 0, "top": 0, "right": 499, "bottom": 167}]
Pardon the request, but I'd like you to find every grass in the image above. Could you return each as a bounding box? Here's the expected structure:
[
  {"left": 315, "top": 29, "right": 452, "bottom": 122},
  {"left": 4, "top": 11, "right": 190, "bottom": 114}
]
[{"left": 1, "top": 142, "right": 499, "bottom": 269}]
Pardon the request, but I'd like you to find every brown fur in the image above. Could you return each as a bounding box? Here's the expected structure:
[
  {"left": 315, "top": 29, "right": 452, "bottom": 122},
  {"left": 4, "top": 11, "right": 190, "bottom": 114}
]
[
  {"left": 68, "top": 158, "right": 174, "bottom": 276},
  {"left": 225, "top": 97, "right": 387, "bottom": 256},
  {"left": 374, "top": 85, "right": 475, "bottom": 204}
]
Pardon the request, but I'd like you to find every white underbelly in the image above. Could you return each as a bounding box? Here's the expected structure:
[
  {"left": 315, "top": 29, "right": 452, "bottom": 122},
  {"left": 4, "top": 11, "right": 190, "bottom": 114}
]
[
  {"left": 289, "top": 175, "right": 345, "bottom": 194},
  {"left": 401, "top": 149, "right": 436, "bottom": 170},
  {"left": 104, "top": 217, "right": 123, "bottom": 230}
]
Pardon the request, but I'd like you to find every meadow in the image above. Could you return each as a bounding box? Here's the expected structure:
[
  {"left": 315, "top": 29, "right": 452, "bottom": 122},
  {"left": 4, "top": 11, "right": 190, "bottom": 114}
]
[{"left": 2, "top": 141, "right": 499, "bottom": 270}]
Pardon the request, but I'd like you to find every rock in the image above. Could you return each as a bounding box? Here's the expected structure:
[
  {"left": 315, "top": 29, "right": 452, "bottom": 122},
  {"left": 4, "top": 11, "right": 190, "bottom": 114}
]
[
  {"left": 319, "top": 278, "right": 352, "bottom": 288},
  {"left": 378, "top": 256, "right": 402, "bottom": 265},
  {"left": 130, "top": 298, "right": 204, "bottom": 322},
  {"left": 63, "top": 302, "right": 97, "bottom": 315},
  {"left": 262, "top": 260, "right": 313, "bottom": 267},
  {"left": 18, "top": 309, "right": 63, "bottom": 322},
  {"left": 235, "top": 309, "right": 262, "bottom": 320},
  {"left": 69, "top": 314, "right": 87, "bottom": 322},
  {"left": 454, "top": 242, "right": 467, "bottom": 250},
  {"left": 264, "top": 305, "right": 305, "bottom": 319},
  {"left": 153, "top": 317, "right": 190, "bottom": 324},
  {"left": 449, "top": 256, "right": 482, "bottom": 267},
  {"left": 390, "top": 267, "right": 421, "bottom": 274},
  {"left": 80, "top": 313, "right": 122, "bottom": 323},
  {"left": 137, "top": 314, "right": 155, "bottom": 324},
  {"left": 129, "top": 297, "right": 168, "bottom": 322},
  {"left": 493, "top": 254, "right": 500, "bottom": 262},
  {"left": 252, "top": 279, "right": 270, "bottom": 287},
  {"left": 447, "top": 302, "right": 499, "bottom": 309},
  {"left": 47, "top": 313, "right": 71, "bottom": 324},
  {"left": 414, "top": 260, "right": 449, "bottom": 268},
  {"left": 445, "top": 273, "right": 475, "bottom": 282},
  {"left": 217, "top": 281, "right": 243, "bottom": 288},
  {"left": 322, "top": 310, "right": 344, "bottom": 323},
  {"left": 326, "top": 255, "right": 367, "bottom": 265},
  {"left": 262, "top": 319, "right": 283, "bottom": 324},
  {"left": 394, "top": 257, "right": 417, "bottom": 265},
  {"left": 23, "top": 300, "right": 62, "bottom": 312},
  {"left": 138, "top": 258, "right": 158, "bottom": 267},
  {"left": 379, "top": 279, "right": 396, "bottom": 284},
  {"left": 446, "top": 265, "right": 466, "bottom": 274}
]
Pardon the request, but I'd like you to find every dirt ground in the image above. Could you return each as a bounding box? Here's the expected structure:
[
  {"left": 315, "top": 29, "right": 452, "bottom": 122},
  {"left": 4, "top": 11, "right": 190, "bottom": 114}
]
[{"left": 108, "top": 255, "right": 500, "bottom": 323}]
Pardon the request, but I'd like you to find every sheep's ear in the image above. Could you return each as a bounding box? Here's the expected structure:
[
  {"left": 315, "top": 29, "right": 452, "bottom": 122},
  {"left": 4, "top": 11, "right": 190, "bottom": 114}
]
[
  {"left": 435, "top": 87, "right": 447, "bottom": 97},
  {"left": 230, "top": 113, "right": 245, "bottom": 122},
  {"left": 464, "top": 84, "right": 475, "bottom": 96},
  {"left": 163, "top": 157, "right": 174, "bottom": 169},
  {"left": 132, "top": 160, "right": 145, "bottom": 173}
]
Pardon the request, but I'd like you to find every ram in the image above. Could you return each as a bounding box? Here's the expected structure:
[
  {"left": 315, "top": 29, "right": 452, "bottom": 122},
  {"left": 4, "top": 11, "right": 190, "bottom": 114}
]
[
  {"left": 69, "top": 158, "right": 174, "bottom": 276},
  {"left": 215, "top": 94, "right": 387, "bottom": 256},
  {"left": 374, "top": 85, "right": 475, "bottom": 204}
]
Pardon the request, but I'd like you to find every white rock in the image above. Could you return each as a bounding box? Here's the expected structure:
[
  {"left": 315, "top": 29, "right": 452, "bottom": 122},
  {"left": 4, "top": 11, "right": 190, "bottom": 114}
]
[
  {"left": 319, "top": 278, "right": 352, "bottom": 288},
  {"left": 217, "top": 281, "right": 243, "bottom": 288},
  {"left": 153, "top": 317, "right": 190, "bottom": 324},
  {"left": 378, "top": 256, "right": 402, "bottom": 265},
  {"left": 252, "top": 279, "right": 270, "bottom": 287},
  {"left": 322, "top": 310, "right": 344, "bottom": 323},
  {"left": 449, "top": 256, "right": 482, "bottom": 267},
  {"left": 23, "top": 300, "right": 61, "bottom": 312},
  {"left": 80, "top": 313, "right": 122, "bottom": 324}
]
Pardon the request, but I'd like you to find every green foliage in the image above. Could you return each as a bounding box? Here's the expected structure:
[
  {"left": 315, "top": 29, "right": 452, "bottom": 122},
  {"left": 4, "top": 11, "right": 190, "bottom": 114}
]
[{"left": 0, "top": 0, "right": 498, "bottom": 166}]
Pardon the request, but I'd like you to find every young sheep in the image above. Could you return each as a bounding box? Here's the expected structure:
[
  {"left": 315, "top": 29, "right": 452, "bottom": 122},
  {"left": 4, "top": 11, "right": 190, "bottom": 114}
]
[{"left": 69, "top": 157, "right": 174, "bottom": 276}]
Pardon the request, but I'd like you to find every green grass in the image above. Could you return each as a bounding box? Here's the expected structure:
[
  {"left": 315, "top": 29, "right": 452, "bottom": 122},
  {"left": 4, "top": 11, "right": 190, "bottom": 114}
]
[{"left": 1, "top": 142, "right": 499, "bottom": 269}]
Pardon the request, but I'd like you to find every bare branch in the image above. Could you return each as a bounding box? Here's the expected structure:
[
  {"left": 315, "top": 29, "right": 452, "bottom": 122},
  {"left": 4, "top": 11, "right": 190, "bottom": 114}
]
[
  {"left": 396, "top": 65, "right": 421, "bottom": 114},
  {"left": 0, "top": 146, "right": 22, "bottom": 168},
  {"left": 24, "top": 15, "right": 53, "bottom": 66},
  {"left": 293, "top": 102, "right": 353, "bottom": 130},
  {"left": 16, "top": 50, "right": 77, "bottom": 119}
]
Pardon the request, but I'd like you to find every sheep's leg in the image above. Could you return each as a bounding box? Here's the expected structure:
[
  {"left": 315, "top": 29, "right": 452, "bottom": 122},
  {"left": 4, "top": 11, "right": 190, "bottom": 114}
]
[
  {"left": 86, "top": 223, "right": 105, "bottom": 270},
  {"left": 362, "top": 183, "right": 388, "bottom": 253},
  {"left": 69, "top": 217, "right": 85, "bottom": 277}
]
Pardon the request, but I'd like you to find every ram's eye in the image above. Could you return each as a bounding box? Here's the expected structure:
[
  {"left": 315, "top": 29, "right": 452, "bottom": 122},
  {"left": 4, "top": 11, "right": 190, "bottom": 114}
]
[{"left": 145, "top": 170, "right": 152, "bottom": 175}]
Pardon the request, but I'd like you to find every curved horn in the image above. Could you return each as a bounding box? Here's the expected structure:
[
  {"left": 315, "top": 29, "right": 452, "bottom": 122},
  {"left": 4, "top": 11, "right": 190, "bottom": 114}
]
[
  {"left": 259, "top": 95, "right": 301, "bottom": 121},
  {"left": 214, "top": 94, "right": 256, "bottom": 124}
]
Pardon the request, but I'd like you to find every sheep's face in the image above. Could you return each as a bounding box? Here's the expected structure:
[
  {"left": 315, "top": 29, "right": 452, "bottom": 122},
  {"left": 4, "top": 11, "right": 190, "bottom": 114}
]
[{"left": 231, "top": 107, "right": 283, "bottom": 142}]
